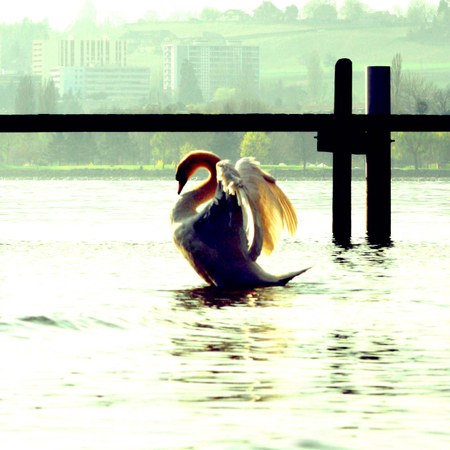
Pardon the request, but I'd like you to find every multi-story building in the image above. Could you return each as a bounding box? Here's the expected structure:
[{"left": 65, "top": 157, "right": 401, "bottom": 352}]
[
  {"left": 163, "top": 38, "right": 259, "bottom": 102},
  {"left": 32, "top": 37, "right": 150, "bottom": 107},
  {"left": 32, "top": 38, "right": 127, "bottom": 79}
]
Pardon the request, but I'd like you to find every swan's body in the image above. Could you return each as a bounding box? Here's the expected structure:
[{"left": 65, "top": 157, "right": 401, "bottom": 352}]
[{"left": 171, "top": 151, "right": 309, "bottom": 288}]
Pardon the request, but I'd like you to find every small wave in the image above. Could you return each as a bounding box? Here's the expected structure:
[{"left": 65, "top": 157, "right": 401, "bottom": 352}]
[
  {"left": 19, "top": 315, "right": 79, "bottom": 330},
  {"left": 0, "top": 321, "right": 13, "bottom": 330},
  {"left": 88, "top": 317, "right": 125, "bottom": 330},
  {"left": 18, "top": 315, "right": 125, "bottom": 331}
]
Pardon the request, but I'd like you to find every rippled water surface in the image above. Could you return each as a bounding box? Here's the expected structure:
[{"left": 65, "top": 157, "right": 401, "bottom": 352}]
[{"left": 1, "top": 179, "right": 449, "bottom": 449}]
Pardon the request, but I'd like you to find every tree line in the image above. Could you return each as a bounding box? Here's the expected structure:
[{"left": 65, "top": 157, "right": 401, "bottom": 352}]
[
  {"left": 0, "top": 131, "right": 321, "bottom": 168},
  {"left": 198, "top": 0, "right": 449, "bottom": 32},
  {"left": 1, "top": 127, "right": 448, "bottom": 170},
  {"left": 197, "top": 0, "right": 446, "bottom": 26}
]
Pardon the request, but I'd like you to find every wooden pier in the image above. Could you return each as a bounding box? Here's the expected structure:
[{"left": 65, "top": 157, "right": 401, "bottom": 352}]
[{"left": 1, "top": 58, "right": 449, "bottom": 246}]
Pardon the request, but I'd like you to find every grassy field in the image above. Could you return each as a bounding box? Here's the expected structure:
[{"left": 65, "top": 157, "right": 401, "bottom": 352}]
[
  {"left": 1, "top": 164, "right": 448, "bottom": 180},
  {"left": 0, "top": 164, "right": 175, "bottom": 179}
]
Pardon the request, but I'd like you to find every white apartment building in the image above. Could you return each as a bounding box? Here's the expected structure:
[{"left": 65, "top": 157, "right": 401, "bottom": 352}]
[
  {"left": 33, "top": 37, "right": 150, "bottom": 106},
  {"left": 163, "top": 38, "right": 259, "bottom": 102},
  {"left": 32, "top": 38, "right": 127, "bottom": 79}
]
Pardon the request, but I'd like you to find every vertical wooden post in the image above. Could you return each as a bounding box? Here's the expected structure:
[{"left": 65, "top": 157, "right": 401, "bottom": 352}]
[
  {"left": 333, "top": 58, "right": 352, "bottom": 245},
  {"left": 366, "top": 66, "right": 391, "bottom": 245}
]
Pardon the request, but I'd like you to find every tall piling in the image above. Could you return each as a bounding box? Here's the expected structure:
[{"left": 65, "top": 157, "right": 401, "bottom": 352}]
[
  {"left": 366, "top": 66, "right": 391, "bottom": 244},
  {"left": 332, "top": 58, "right": 353, "bottom": 245}
]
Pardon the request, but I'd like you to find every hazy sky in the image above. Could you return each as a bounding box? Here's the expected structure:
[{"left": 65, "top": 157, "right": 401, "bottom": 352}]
[{"left": 0, "top": 0, "right": 441, "bottom": 29}]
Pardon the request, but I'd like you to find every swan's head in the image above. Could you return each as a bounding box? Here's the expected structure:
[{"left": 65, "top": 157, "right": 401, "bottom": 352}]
[
  {"left": 175, "top": 150, "right": 221, "bottom": 195},
  {"left": 175, "top": 169, "right": 188, "bottom": 195}
]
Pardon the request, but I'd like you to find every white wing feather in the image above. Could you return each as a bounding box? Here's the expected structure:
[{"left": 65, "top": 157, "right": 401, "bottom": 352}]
[
  {"left": 235, "top": 157, "right": 297, "bottom": 255},
  {"left": 216, "top": 160, "right": 255, "bottom": 252},
  {"left": 217, "top": 158, "right": 297, "bottom": 258}
]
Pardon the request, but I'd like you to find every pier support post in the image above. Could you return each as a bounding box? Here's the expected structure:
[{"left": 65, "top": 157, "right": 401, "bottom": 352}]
[
  {"left": 366, "top": 66, "right": 391, "bottom": 245},
  {"left": 332, "top": 59, "right": 352, "bottom": 245}
]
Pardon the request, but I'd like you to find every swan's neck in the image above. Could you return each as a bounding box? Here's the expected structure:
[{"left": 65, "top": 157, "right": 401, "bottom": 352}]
[{"left": 172, "top": 163, "right": 217, "bottom": 223}]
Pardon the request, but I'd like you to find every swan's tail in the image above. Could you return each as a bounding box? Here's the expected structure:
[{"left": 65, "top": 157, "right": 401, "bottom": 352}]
[
  {"left": 275, "top": 267, "right": 311, "bottom": 286},
  {"left": 210, "top": 263, "right": 311, "bottom": 289}
]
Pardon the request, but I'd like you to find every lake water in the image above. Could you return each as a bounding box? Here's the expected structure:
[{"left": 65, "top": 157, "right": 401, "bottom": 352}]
[{"left": 0, "top": 178, "right": 449, "bottom": 450}]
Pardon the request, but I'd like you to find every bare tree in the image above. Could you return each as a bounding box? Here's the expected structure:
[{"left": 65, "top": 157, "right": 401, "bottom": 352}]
[
  {"left": 394, "top": 132, "right": 428, "bottom": 169},
  {"left": 306, "top": 51, "right": 324, "bottom": 104},
  {"left": 391, "top": 53, "right": 402, "bottom": 113},
  {"left": 432, "top": 86, "right": 450, "bottom": 114},
  {"left": 400, "top": 72, "right": 434, "bottom": 114}
]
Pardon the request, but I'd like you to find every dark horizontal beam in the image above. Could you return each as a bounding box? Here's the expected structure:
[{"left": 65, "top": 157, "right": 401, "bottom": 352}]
[
  {"left": 353, "top": 114, "right": 450, "bottom": 132},
  {"left": 0, "top": 113, "right": 330, "bottom": 132},
  {"left": 0, "top": 113, "right": 449, "bottom": 133}
]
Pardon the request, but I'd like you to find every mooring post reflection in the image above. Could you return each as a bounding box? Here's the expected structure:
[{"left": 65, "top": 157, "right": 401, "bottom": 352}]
[{"left": 326, "top": 330, "right": 401, "bottom": 398}]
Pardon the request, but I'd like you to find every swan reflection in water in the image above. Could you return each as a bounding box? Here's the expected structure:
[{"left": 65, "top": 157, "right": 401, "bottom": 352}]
[{"left": 173, "top": 284, "right": 299, "bottom": 309}]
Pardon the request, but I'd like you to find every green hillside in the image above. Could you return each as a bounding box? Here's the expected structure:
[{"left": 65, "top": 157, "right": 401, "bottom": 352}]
[{"left": 125, "top": 21, "right": 450, "bottom": 109}]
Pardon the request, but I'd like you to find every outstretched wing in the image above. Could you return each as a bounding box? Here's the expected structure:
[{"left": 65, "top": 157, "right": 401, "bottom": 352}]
[
  {"left": 192, "top": 158, "right": 297, "bottom": 264},
  {"left": 192, "top": 160, "right": 255, "bottom": 262},
  {"left": 235, "top": 157, "right": 297, "bottom": 257},
  {"left": 216, "top": 160, "right": 263, "bottom": 260}
]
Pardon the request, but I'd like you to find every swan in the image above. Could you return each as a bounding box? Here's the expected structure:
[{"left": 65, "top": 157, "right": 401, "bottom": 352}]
[{"left": 170, "top": 150, "right": 309, "bottom": 288}]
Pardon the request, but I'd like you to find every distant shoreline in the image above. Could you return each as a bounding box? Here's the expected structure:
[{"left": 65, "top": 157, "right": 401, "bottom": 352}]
[{"left": 1, "top": 166, "right": 449, "bottom": 180}]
